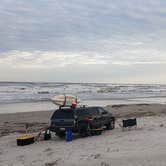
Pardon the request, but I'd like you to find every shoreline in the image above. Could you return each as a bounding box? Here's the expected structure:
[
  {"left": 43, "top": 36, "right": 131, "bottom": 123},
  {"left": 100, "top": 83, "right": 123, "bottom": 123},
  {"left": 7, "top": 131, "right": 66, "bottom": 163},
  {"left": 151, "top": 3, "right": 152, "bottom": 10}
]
[{"left": 0, "top": 96, "right": 166, "bottom": 114}]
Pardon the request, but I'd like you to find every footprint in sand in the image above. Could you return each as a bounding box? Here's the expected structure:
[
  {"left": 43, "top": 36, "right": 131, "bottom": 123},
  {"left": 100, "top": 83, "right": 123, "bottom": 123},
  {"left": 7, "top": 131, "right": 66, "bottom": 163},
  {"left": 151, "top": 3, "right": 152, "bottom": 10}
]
[
  {"left": 44, "top": 159, "right": 61, "bottom": 166},
  {"left": 16, "top": 155, "right": 25, "bottom": 164},
  {"left": 106, "top": 148, "right": 110, "bottom": 152},
  {"left": 43, "top": 148, "right": 52, "bottom": 152},
  {"left": 43, "top": 148, "right": 54, "bottom": 156},
  {"left": 93, "top": 153, "right": 101, "bottom": 159},
  {"left": 47, "top": 151, "right": 54, "bottom": 156},
  {"left": 101, "top": 161, "right": 110, "bottom": 166}
]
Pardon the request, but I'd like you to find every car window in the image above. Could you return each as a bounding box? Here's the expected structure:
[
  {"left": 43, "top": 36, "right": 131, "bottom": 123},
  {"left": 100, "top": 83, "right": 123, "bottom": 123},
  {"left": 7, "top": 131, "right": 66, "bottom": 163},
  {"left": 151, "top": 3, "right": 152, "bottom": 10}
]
[
  {"left": 75, "top": 108, "right": 90, "bottom": 116},
  {"left": 90, "top": 108, "right": 99, "bottom": 115},
  {"left": 76, "top": 107, "right": 99, "bottom": 116},
  {"left": 98, "top": 108, "right": 108, "bottom": 114},
  {"left": 51, "top": 109, "right": 74, "bottom": 119}
]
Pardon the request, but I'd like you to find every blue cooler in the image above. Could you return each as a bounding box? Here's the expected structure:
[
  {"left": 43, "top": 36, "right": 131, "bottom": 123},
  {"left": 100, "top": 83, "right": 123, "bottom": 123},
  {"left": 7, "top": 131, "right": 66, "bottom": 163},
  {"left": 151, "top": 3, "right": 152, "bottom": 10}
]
[{"left": 65, "top": 130, "right": 72, "bottom": 142}]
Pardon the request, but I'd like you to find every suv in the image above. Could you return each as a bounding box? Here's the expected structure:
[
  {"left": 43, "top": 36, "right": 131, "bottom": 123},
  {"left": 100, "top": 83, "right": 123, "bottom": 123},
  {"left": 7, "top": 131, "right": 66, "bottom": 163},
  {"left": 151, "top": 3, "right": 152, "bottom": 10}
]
[{"left": 49, "top": 106, "right": 115, "bottom": 137}]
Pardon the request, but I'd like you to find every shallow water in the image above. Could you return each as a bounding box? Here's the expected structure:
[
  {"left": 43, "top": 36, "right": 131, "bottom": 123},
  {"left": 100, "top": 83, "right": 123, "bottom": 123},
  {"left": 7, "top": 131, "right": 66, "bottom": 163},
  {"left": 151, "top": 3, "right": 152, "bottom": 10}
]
[
  {"left": 0, "top": 82, "right": 166, "bottom": 113},
  {"left": 0, "top": 97, "right": 166, "bottom": 114}
]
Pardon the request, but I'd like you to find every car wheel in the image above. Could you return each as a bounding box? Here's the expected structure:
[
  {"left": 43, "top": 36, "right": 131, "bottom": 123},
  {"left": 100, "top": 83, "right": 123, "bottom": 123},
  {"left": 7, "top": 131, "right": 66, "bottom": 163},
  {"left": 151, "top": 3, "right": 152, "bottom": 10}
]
[
  {"left": 79, "top": 123, "right": 91, "bottom": 137},
  {"left": 79, "top": 129, "right": 87, "bottom": 137},
  {"left": 111, "top": 119, "right": 115, "bottom": 129},
  {"left": 94, "top": 129, "right": 102, "bottom": 135},
  {"left": 106, "top": 120, "right": 115, "bottom": 130},
  {"left": 106, "top": 122, "right": 112, "bottom": 130}
]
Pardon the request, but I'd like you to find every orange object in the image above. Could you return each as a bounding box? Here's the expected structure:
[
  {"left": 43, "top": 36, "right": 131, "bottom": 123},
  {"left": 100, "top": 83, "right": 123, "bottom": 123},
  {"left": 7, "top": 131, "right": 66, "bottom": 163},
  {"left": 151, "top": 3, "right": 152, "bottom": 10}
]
[{"left": 17, "top": 135, "right": 34, "bottom": 146}]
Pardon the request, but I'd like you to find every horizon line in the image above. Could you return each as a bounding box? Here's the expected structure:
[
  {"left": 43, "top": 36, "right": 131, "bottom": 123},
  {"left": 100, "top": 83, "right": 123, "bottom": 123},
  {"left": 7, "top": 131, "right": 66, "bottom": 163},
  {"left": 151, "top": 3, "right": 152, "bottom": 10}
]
[{"left": 0, "top": 81, "right": 165, "bottom": 85}]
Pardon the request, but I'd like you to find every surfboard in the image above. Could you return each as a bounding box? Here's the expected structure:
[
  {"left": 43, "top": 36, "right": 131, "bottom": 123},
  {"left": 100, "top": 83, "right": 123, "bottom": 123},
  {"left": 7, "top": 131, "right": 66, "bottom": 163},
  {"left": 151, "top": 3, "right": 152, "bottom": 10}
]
[{"left": 51, "top": 95, "right": 80, "bottom": 106}]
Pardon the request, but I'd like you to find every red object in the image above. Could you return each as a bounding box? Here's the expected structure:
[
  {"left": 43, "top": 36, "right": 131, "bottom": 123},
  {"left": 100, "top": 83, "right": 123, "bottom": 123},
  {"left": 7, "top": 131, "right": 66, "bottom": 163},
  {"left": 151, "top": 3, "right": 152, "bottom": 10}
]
[
  {"left": 84, "top": 117, "right": 93, "bottom": 122},
  {"left": 71, "top": 103, "right": 76, "bottom": 109}
]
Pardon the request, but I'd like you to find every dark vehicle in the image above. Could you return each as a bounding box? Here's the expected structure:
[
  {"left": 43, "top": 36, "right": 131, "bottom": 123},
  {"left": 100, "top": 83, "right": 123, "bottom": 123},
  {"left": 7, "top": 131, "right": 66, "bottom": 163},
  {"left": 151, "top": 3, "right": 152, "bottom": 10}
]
[{"left": 49, "top": 106, "right": 115, "bottom": 137}]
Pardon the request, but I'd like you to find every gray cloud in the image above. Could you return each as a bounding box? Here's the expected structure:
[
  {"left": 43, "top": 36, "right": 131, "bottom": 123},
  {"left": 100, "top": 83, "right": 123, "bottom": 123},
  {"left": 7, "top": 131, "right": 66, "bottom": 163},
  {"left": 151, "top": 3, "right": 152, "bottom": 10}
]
[
  {"left": 0, "top": 0, "right": 166, "bottom": 83},
  {"left": 0, "top": 0, "right": 166, "bottom": 51}
]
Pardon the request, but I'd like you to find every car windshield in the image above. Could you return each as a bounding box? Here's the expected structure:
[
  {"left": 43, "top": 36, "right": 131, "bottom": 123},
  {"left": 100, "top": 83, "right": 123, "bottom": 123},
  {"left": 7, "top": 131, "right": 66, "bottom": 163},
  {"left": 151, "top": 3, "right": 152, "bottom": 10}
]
[
  {"left": 76, "top": 108, "right": 92, "bottom": 117},
  {"left": 51, "top": 109, "right": 74, "bottom": 119}
]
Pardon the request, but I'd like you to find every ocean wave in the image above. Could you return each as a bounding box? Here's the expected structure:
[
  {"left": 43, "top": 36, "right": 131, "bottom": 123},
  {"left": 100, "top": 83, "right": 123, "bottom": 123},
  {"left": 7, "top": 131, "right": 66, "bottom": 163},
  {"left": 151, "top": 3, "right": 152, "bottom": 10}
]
[{"left": 0, "top": 82, "right": 166, "bottom": 104}]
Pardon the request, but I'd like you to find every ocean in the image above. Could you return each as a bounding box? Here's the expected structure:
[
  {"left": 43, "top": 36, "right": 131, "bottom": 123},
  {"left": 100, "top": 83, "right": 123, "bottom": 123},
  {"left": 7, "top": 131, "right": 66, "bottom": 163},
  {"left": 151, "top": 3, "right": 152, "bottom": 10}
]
[{"left": 0, "top": 82, "right": 166, "bottom": 113}]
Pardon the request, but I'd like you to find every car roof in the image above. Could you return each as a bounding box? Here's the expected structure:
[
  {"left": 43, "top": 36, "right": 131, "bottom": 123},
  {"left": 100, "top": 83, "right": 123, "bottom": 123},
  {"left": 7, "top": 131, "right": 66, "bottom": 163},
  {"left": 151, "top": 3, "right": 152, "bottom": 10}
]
[
  {"left": 76, "top": 106, "right": 100, "bottom": 109},
  {"left": 56, "top": 106, "right": 102, "bottom": 111}
]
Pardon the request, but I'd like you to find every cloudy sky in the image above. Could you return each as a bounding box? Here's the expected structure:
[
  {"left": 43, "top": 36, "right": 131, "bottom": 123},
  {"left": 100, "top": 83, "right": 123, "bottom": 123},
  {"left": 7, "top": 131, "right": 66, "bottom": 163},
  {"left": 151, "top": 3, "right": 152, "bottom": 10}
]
[{"left": 0, "top": 0, "right": 166, "bottom": 83}]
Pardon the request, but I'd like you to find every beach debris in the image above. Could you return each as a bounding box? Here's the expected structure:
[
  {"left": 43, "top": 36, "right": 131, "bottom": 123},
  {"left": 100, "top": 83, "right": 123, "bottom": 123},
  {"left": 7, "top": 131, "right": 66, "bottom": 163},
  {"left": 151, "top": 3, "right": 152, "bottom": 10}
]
[
  {"left": 44, "top": 128, "right": 51, "bottom": 140},
  {"left": 93, "top": 153, "right": 101, "bottom": 159},
  {"left": 43, "top": 148, "right": 52, "bottom": 152},
  {"left": 101, "top": 161, "right": 110, "bottom": 166},
  {"left": 38, "top": 91, "right": 49, "bottom": 94},
  {"left": 45, "top": 159, "right": 61, "bottom": 166},
  {"left": 35, "top": 127, "right": 51, "bottom": 141}
]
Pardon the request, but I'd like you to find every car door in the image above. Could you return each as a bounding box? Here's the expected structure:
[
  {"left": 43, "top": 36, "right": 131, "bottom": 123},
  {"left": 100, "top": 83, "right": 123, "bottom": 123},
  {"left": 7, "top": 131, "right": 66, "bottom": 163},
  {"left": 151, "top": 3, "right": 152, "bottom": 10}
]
[
  {"left": 98, "top": 107, "right": 108, "bottom": 126},
  {"left": 90, "top": 108, "right": 102, "bottom": 128}
]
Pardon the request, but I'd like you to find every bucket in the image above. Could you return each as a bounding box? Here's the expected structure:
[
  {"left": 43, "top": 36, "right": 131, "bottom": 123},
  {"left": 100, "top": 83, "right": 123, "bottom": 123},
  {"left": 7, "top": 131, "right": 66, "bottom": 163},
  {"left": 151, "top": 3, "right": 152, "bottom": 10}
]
[{"left": 65, "top": 130, "right": 72, "bottom": 142}]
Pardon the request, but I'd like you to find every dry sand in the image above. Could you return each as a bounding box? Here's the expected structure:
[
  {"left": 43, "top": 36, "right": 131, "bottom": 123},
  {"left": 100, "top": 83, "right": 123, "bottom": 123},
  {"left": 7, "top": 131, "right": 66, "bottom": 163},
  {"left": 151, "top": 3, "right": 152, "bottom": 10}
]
[
  {"left": 0, "top": 104, "right": 166, "bottom": 166},
  {"left": 0, "top": 111, "right": 53, "bottom": 137}
]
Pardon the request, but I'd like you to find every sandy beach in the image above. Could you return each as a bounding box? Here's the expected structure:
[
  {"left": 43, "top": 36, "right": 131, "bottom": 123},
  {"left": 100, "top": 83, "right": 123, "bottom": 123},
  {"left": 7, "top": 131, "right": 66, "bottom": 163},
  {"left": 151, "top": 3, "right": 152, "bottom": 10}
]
[
  {"left": 1, "top": 0, "right": 166, "bottom": 165},
  {"left": 1, "top": 103, "right": 166, "bottom": 166}
]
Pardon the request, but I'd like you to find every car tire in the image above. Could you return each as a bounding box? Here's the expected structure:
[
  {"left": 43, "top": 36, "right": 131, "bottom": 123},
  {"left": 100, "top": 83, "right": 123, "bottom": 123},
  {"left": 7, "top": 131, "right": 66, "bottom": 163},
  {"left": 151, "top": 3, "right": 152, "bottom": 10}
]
[
  {"left": 94, "top": 129, "right": 102, "bottom": 135},
  {"left": 106, "top": 120, "right": 115, "bottom": 130},
  {"left": 106, "top": 122, "right": 112, "bottom": 130},
  {"left": 79, "top": 123, "right": 91, "bottom": 137},
  {"left": 111, "top": 119, "right": 115, "bottom": 129}
]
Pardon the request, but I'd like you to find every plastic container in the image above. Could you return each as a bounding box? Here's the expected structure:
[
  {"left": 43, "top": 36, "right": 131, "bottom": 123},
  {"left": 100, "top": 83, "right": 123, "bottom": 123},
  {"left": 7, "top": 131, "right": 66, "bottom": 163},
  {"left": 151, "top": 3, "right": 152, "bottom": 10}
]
[
  {"left": 17, "top": 135, "right": 34, "bottom": 146},
  {"left": 65, "top": 130, "right": 72, "bottom": 142},
  {"left": 44, "top": 129, "right": 51, "bottom": 140}
]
